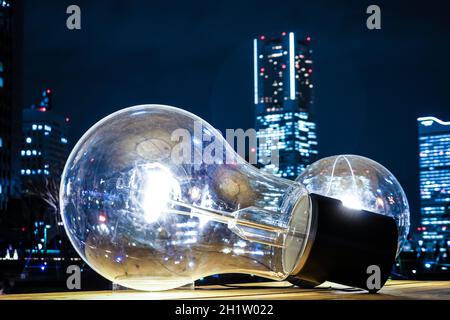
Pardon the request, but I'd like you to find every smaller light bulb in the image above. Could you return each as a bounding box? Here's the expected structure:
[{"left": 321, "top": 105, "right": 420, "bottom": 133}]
[{"left": 296, "top": 154, "right": 410, "bottom": 256}]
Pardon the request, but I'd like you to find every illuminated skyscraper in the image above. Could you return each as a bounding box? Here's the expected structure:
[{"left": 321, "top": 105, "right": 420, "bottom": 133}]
[
  {"left": 0, "top": 0, "right": 22, "bottom": 212},
  {"left": 417, "top": 116, "right": 450, "bottom": 273},
  {"left": 21, "top": 89, "right": 70, "bottom": 188},
  {"left": 254, "top": 32, "right": 318, "bottom": 178}
]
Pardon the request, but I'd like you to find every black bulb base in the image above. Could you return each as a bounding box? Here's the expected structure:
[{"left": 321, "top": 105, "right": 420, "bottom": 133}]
[{"left": 289, "top": 193, "right": 398, "bottom": 293}]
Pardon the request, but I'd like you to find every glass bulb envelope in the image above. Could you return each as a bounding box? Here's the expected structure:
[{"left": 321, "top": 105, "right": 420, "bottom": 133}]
[
  {"left": 60, "top": 105, "right": 312, "bottom": 291},
  {"left": 296, "top": 155, "right": 410, "bottom": 256}
]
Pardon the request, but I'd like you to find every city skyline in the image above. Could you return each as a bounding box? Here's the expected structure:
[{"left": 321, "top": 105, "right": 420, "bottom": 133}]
[{"left": 20, "top": 0, "right": 450, "bottom": 228}]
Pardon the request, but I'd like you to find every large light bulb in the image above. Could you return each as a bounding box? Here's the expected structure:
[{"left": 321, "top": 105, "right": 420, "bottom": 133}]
[{"left": 60, "top": 105, "right": 399, "bottom": 292}]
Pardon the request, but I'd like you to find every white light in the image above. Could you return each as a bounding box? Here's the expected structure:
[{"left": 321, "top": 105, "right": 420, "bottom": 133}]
[
  {"left": 417, "top": 116, "right": 450, "bottom": 126},
  {"left": 253, "top": 39, "right": 259, "bottom": 105},
  {"left": 141, "top": 164, "right": 181, "bottom": 224},
  {"left": 340, "top": 194, "right": 363, "bottom": 210},
  {"left": 26, "top": 137, "right": 32, "bottom": 144},
  {"left": 289, "top": 32, "right": 296, "bottom": 100},
  {"left": 222, "top": 248, "right": 232, "bottom": 254},
  {"left": 190, "top": 186, "right": 201, "bottom": 201},
  {"left": 425, "top": 263, "right": 431, "bottom": 269}
]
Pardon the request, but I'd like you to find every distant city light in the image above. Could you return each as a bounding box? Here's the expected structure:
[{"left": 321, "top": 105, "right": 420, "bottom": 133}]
[{"left": 417, "top": 115, "right": 450, "bottom": 273}]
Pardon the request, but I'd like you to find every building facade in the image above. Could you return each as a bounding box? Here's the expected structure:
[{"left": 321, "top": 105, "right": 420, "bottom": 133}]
[
  {"left": 0, "top": 0, "right": 22, "bottom": 212},
  {"left": 254, "top": 32, "right": 318, "bottom": 179},
  {"left": 417, "top": 116, "right": 450, "bottom": 273},
  {"left": 21, "top": 89, "right": 70, "bottom": 188}
]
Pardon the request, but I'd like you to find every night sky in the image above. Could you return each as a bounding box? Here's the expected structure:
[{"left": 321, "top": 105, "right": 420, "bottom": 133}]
[{"left": 22, "top": 0, "right": 450, "bottom": 228}]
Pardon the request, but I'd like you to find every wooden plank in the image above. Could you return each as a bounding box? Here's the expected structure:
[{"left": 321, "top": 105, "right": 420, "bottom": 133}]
[{"left": 0, "top": 280, "right": 449, "bottom": 300}]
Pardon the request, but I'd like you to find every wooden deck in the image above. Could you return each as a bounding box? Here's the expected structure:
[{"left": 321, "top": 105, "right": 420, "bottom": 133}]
[{"left": 0, "top": 280, "right": 449, "bottom": 300}]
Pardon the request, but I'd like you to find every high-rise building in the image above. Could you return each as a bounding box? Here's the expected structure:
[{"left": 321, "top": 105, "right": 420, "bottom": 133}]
[
  {"left": 417, "top": 116, "right": 450, "bottom": 273},
  {"left": 254, "top": 32, "right": 318, "bottom": 179},
  {"left": 0, "top": 0, "right": 22, "bottom": 212},
  {"left": 21, "top": 89, "right": 70, "bottom": 189}
]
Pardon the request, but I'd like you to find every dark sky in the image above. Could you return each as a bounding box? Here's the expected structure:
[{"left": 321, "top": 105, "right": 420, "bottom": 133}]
[{"left": 22, "top": 0, "right": 450, "bottom": 227}]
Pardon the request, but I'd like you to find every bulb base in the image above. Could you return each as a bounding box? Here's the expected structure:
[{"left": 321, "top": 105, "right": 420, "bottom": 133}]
[{"left": 289, "top": 193, "right": 398, "bottom": 292}]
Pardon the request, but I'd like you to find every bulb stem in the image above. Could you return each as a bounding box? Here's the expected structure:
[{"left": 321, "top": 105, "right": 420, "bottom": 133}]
[{"left": 171, "top": 200, "right": 286, "bottom": 233}]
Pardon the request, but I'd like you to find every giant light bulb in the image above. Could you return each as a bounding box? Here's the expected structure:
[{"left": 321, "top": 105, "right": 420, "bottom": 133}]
[{"left": 60, "top": 105, "right": 399, "bottom": 292}]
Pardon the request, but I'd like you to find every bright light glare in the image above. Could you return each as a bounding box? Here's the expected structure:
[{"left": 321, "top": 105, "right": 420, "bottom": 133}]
[
  {"left": 340, "top": 194, "right": 363, "bottom": 210},
  {"left": 141, "top": 164, "right": 180, "bottom": 223}
]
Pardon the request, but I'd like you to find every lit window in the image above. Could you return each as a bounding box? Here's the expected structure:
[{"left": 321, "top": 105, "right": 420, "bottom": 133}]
[
  {"left": 32, "top": 124, "right": 37, "bottom": 130},
  {"left": 0, "top": 77, "right": 3, "bottom": 88}
]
